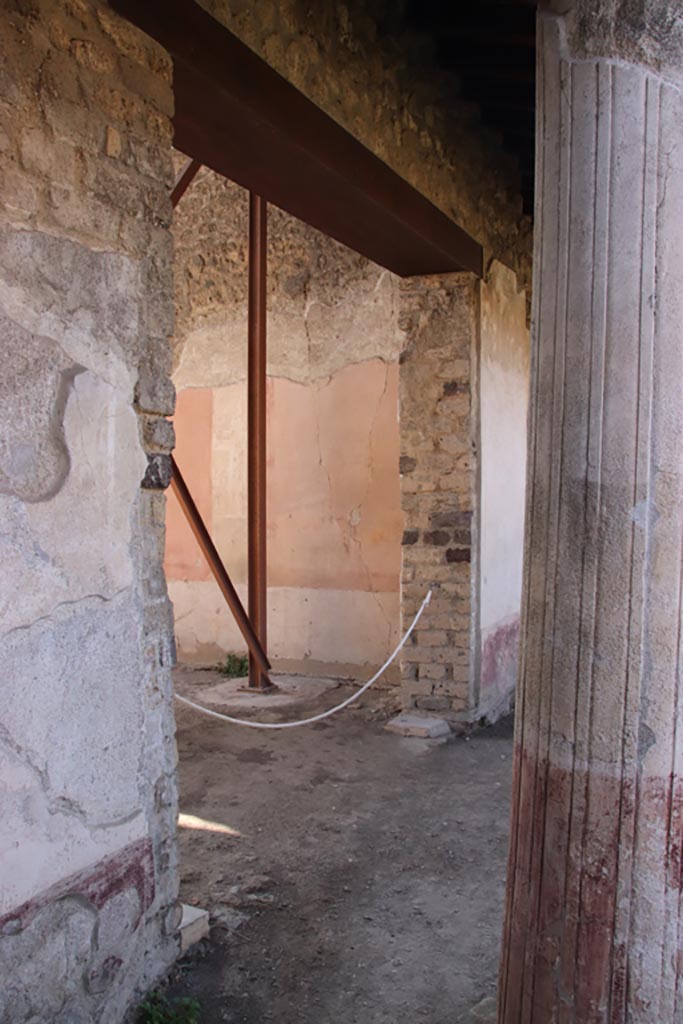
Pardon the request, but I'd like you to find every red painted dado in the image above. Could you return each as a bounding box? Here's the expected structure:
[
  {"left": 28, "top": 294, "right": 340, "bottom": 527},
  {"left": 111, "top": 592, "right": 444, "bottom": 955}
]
[
  {"left": 0, "top": 838, "right": 155, "bottom": 935},
  {"left": 500, "top": 746, "right": 683, "bottom": 1022},
  {"left": 480, "top": 617, "right": 519, "bottom": 714}
]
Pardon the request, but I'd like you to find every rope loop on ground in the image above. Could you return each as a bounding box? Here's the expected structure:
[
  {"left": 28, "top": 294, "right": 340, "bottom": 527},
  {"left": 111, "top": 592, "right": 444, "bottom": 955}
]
[{"left": 174, "top": 589, "right": 432, "bottom": 730}]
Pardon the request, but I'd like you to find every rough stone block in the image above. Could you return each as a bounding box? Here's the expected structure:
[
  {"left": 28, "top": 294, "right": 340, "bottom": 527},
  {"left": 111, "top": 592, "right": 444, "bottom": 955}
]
[
  {"left": 179, "top": 904, "right": 210, "bottom": 953},
  {"left": 136, "top": 356, "right": 176, "bottom": 415},
  {"left": 424, "top": 529, "right": 450, "bottom": 545},
  {"left": 142, "top": 415, "right": 175, "bottom": 453},
  {"left": 415, "top": 695, "right": 450, "bottom": 712},
  {"left": 428, "top": 564, "right": 471, "bottom": 583},
  {"left": 20, "top": 129, "right": 78, "bottom": 187},
  {"left": 142, "top": 452, "right": 172, "bottom": 490},
  {"left": 470, "top": 995, "right": 497, "bottom": 1020},
  {"left": 384, "top": 713, "right": 452, "bottom": 739},
  {"left": 415, "top": 630, "right": 448, "bottom": 646},
  {"left": 446, "top": 546, "right": 472, "bottom": 563},
  {"left": 105, "top": 124, "right": 122, "bottom": 158},
  {"left": 418, "top": 663, "right": 447, "bottom": 680},
  {"left": 451, "top": 665, "right": 472, "bottom": 684},
  {"left": 431, "top": 509, "right": 472, "bottom": 529}
]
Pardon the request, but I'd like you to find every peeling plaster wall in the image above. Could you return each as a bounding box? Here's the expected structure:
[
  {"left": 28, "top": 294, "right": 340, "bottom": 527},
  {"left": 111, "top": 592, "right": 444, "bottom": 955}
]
[
  {"left": 168, "top": 171, "right": 404, "bottom": 674},
  {"left": 0, "top": 3, "right": 178, "bottom": 1021},
  {"left": 172, "top": 170, "right": 404, "bottom": 390},
  {"left": 479, "top": 261, "right": 530, "bottom": 720}
]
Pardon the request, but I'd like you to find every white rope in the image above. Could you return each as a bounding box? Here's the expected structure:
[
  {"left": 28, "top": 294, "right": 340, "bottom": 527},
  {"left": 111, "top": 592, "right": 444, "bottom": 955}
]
[{"left": 174, "top": 589, "right": 432, "bottom": 730}]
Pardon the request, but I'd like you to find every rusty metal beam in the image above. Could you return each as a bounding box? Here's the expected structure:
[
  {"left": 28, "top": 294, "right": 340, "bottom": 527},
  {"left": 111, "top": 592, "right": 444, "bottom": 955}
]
[
  {"left": 109, "top": 0, "right": 484, "bottom": 278},
  {"left": 170, "top": 455, "right": 272, "bottom": 680},
  {"left": 247, "top": 193, "right": 269, "bottom": 690},
  {"left": 171, "top": 157, "right": 202, "bottom": 207}
]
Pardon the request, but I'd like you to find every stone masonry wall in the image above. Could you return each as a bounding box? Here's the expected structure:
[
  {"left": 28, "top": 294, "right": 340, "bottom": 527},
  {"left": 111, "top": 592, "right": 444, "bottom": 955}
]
[
  {"left": 0, "top": 2, "right": 178, "bottom": 1021},
  {"left": 398, "top": 275, "right": 480, "bottom": 719},
  {"left": 171, "top": 168, "right": 405, "bottom": 387}
]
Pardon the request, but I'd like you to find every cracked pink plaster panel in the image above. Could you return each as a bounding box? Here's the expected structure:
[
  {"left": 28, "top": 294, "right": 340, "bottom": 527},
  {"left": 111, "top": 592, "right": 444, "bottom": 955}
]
[
  {"left": 267, "top": 360, "right": 401, "bottom": 593},
  {"left": 165, "top": 387, "right": 213, "bottom": 582}
]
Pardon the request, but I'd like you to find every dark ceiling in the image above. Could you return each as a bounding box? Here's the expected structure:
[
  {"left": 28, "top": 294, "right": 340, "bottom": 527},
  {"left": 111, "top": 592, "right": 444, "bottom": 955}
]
[{"left": 393, "top": 0, "right": 537, "bottom": 214}]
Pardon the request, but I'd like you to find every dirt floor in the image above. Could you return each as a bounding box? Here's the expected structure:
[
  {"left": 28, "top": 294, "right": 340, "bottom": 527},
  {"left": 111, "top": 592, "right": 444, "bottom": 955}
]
[{"left": 167, "top": 668, "right": 513, "bottom": 1024}]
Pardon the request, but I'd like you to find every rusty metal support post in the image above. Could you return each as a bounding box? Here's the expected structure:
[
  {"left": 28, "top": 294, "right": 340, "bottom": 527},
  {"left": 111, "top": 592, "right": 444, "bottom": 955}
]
[
  {"left": 247, "top": 193, "right": 269, "bottom": 689},
  {"left": 170, "top": 163, "right": 275, "bottom": 688},
  {"left": 169, "top": 455, "right": 272, "bottom": 679}
]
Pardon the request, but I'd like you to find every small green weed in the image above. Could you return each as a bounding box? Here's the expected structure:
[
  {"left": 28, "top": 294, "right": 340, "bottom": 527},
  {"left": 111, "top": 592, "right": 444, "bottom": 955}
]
[
  {"left": 216, "top": 652, "right": 249, "bottom": 678},
  {"left": 138, "top": 991, "right": 200, "bottom": 1024}
]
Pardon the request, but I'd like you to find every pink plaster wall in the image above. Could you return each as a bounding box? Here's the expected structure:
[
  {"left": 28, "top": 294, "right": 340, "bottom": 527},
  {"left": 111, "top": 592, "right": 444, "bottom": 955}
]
[
  {"left": 165, "top": 360, "right": 401, "bottom": 596},
  {"left": 165, "top": 387, "right": 213, "bottom": 582},
  {"left": 268, "top": 361, "right": 401, "bottom": 592}
]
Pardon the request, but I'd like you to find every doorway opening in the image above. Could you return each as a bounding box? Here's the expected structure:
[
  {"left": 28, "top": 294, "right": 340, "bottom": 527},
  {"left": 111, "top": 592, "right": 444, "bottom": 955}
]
[{"left": 163, "top": 147, "right": 517, "bottom": 1024}]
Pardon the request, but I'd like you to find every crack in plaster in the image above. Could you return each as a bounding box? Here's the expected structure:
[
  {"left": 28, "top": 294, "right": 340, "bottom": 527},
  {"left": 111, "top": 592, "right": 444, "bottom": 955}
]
[
  {"left": 656, "top": 141, "right": 677, "bottom": 217},
  {"left": 0, "top": 277, "right": 137, "bottom": 396},
  {"left": 2, "top": 587, "right": 132, "bottom": 640},
  {"left": 273, "top": 354, "right": 393, "bottom": 388},
  {"left": 0, "top": 722, "right": 143, "bottom": 833},
  {"left": 175, "top": 265, "right": 401, "bottom": 390}
]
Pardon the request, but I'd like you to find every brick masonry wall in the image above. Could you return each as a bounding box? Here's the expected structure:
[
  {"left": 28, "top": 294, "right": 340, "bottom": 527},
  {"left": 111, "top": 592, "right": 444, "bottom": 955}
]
[
  {"left": 0, "top": 2, "right": 179, "bottom": 1021},
  {"left": 398, "top": 275, "right": 480, "bottom": 719}
]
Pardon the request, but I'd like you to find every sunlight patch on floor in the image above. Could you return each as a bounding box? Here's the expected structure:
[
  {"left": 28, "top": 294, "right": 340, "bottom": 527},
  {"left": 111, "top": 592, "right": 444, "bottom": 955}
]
[{"left": 178, "top": 812, "right": 242, "bottom": 837}]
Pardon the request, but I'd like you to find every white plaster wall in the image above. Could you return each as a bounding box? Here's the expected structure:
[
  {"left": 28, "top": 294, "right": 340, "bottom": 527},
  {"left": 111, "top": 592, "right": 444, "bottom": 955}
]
[
  {"left": 1, "top": 371, "right": 148, "bottom": 913},
  {"left": 479, "top": 260, "right": 529, "bottom": 714},
  {"left": 0, "top": 226, "right": 178, "bottom": 1022},
  {"left": 0, "top": 238, "right": 152, "bottom": 910},
  {"left": 169, "top": 580, "right": 398, "bottom": 676}
]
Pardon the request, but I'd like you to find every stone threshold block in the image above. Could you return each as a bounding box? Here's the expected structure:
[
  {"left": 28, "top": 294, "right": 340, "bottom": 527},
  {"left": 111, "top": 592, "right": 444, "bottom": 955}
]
[
  {"left": 384, "top": 713, "right": 452, "bottom": 739},
  {"left": 470, "top": 995, "right": 497, "bottom": 1020},
  {"left": 179, "top": 904, "right": 210, "bottom": 953}
]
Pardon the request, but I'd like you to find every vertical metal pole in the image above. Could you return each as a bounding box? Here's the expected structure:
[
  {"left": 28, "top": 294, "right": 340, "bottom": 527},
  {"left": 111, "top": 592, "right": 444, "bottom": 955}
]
[{"left": 248, "top": 193, "right": 269, "bottom": 689}]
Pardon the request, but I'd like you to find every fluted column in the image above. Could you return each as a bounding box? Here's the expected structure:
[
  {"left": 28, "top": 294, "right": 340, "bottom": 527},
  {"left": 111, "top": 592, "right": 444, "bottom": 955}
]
[{"left": 499, "top": 4, "right": 683, "bottom": 1021}]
